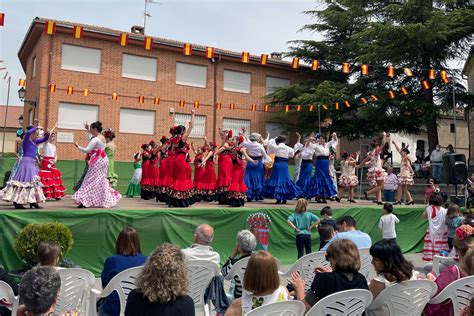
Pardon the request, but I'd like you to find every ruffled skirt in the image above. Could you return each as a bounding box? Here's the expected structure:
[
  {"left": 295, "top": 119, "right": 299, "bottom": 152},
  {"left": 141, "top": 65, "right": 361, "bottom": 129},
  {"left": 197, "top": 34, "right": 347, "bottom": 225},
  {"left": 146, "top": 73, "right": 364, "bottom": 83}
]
[
  {"left": 167, "top": 154, "right": 194, "bottom": 207},
  {"left": 398, "top": 169, "right": 414, "bottom": 185},
  {"left": 244, "top": 159, "right": 264, "bottom": 201},
  {"left": 39, "top": 157, "right": 66, "bottom": 200},
  {"left": 367, "top": 167, "right": 387, "bottom": 187},
  {"left": 228, "top": 160, "right": 247, "bottom": 207},
  {"left": 125, "top": 168, "right": 142, "bottom": 197},
  {"left": 339, "top": 173, "right": 359, "bottom": 187},
  {"left": 296, "top": 160, "right": 313, "bottom": 197},
  {"left": 310, "top": 159, "right": 337, "bottom": 197},
  {"left": 264, "top": 158, "right": 300, "bottom": 201}
]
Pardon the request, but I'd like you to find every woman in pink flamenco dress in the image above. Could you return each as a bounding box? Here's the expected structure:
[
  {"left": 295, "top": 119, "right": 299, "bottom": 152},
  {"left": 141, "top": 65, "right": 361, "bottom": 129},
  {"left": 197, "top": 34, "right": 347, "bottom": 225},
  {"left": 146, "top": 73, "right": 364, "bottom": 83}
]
[{"left": 392, "top": 141, "right": 415, "bottom": 205}]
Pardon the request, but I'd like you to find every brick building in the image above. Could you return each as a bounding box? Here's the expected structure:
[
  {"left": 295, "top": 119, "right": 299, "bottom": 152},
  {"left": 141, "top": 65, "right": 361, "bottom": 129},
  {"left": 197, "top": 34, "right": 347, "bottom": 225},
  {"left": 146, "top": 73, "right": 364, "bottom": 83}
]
[{"left": 18, "top": 18, "right": 306, "bottom": 161}]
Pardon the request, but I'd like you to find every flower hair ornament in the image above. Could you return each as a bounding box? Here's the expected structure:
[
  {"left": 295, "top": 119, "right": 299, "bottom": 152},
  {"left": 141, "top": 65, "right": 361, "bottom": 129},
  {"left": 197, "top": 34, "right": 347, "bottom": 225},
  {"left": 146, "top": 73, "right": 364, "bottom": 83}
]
[
  {"left": 455, "top": 225, "right": 474, "bottom": 241},
  {"left": 103, "top": 128, "right": 115, "bottom": 140},
  {"left": 228, "top": 130, "right": 233, "bottom": 138}
]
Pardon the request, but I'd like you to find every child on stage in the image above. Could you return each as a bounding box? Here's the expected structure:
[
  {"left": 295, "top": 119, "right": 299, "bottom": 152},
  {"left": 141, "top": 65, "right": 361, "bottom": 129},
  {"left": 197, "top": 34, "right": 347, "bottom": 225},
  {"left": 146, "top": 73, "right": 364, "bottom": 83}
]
[
  {"left": 39, "top": 132, "right": 66, "bottom": 201},
  {"left": 287, "top": 198, "right": 320, "bottom": 258},
  {"left": 125, "top": 152, "right": 142, "bottom": 197},
  {"left": 338, "top": 152, "right": 359, "bottom": 203},
  {"left": 362, "top": 131, "right": 388, "bottom": 205}
]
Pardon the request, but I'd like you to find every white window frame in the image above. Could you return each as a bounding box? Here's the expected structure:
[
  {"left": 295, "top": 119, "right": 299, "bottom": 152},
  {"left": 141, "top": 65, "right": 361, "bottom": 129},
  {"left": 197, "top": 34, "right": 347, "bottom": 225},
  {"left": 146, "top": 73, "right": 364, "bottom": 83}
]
[
  {"left": 223, "top": 118, "right": 250, "bottom": 137},
  {"left": 58, "top": 102, "right": 99, "bottom": 130},
  {"left": 119, "top": 108, "right": 155, "bottom": 135},
  {"left": 61, "top": 44, "right": 101, "bottom": 74},
  {"left": 223, "top": 70, "right": 251, "bottom": 94},
  {"left": 265, "top": 76, "right": 290, "bottom": 95},
  {"left": 175, "top": 62, "right": 208, "bottom": 88},
  {"left": 31, "top": 56, "right": 37, "bottom": 78},
  {"left": 174, "top": 113, "right": 206, "bottom": 138},
  {"left": 121, "top": 54, "right": 157, "bottom": 82}
]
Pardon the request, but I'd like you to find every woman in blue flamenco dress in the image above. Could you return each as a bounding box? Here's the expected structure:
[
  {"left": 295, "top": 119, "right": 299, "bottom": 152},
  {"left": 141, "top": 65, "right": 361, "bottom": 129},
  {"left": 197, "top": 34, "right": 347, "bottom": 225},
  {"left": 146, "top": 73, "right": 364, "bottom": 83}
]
[{"left": 310, "top": 132, "right": 338, "bottom": 203}]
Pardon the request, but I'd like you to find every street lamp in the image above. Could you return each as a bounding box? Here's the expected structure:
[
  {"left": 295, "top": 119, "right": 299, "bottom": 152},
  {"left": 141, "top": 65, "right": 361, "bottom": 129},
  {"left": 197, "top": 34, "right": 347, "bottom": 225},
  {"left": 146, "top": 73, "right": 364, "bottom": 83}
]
[{"left": 17, "top": 87, "right": 37, "bottom": 106}]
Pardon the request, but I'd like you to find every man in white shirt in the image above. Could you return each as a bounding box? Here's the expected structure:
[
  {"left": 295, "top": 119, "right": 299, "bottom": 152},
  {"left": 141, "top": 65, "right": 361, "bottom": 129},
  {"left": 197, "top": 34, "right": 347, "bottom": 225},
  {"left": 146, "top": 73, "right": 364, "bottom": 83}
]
[
  {"left": 430, "top": 144, "right": 444, "bottom": 183},
  {"left": 182, "top": 224, "right": 220, "bottom": 265},
  {"left": 383, "top": 167, "right": 398, "bottom": 202}
]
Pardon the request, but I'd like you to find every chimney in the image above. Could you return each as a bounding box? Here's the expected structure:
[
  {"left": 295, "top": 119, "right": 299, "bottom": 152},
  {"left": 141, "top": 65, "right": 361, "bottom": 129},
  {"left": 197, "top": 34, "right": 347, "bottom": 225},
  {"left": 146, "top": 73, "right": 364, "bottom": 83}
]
[
  {"left": 270, "top": 52, "right": 282, "bottom": 59},
  {"left": 131, "top": 25, "right": 145, "bottom": 35}
]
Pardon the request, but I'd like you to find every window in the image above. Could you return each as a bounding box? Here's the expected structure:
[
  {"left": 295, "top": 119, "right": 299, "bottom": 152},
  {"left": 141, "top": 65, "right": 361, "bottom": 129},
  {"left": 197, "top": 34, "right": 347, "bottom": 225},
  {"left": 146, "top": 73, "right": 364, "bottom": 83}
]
[
  {"left": 223, "top": 118, "right": 250, "bottom": 137},
  {"left": 122, "top": 54, "right": 157, "bottom": 81},
  {"left": 174, "top": 113, "right": 206, "bottom": 138},
  {"left": 61, "top": 44, "right": 101, "bottom": 74},
  {"left": 31, "top": 56, "right": 37, "bottom": 78},
  {"left": 176, "top": 62, "right": 207, "bottom": 88},
  {"left": 265, "top": 122, "right": 285, "bottom": 138},
  {"left": 120, "top": 108, "right": 155, "bottom": 134},
  {"left": 223, "top": 70, "right": 251, "bottom": 94},
  {"left": 265, "top": 76, "right": 290, "bottom": 95},
  {"left": 58, "top": 102, "right": 99, "bottom": 130},
  {"left": 450, "top": 123, "right": 455, "bottom": 133}
]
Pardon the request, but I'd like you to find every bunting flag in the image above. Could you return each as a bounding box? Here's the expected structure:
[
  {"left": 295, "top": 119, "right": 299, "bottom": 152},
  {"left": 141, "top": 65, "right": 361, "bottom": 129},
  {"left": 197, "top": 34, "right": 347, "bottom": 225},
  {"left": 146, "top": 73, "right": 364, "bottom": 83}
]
[
  {"left": 422, "top": 80, "right": 430, "bottom": 90},
  {"left": 112, "top": 92, "right": 118, "bottom": 100},
  {"left": 18, "top": 79, "right": 26, "bottom": 87},
  {"left": 242, "top": 52, "right": 250, "bottom": 63},
  {"left": 440, "top": 70, "right": 449, "bottom": 84},
  {"left": 335, "top": 102, "right": 340, "bottom": 110},
  {"left": 49, "top": 84, "right": 56, "bottom": 92},
  {"left": 401, "top": 87, "right": 409, "bottom": 95},
  {"left": 264, "top": 104, "right": 269, "bottom": 112},
  {"left": 388, "top": 90, "right": 396, "bottom": 99},
  {"left": 215, "top": 102, "right": 222, "bottom": 110},
  {"left": 361, "top": 64, "right": 369, "bottom": 76},
  {"left": 342, "top": 63, "right": 350, "bottom": 74},
  {"left": 119, "top": 33, "right": 128, "bottom": 47},
  {"left": 138, "top": 96, "right": 145, "bottom": 104},
  {"left": 344, "top": 100, "right": 351, "bottom": 108},
  {"left": 251, "top": 104, "right": 257, "bottom": 111},
  {"left": 404, "top": 68, "right": 413, "bottom": 76},
  {"left": 45, "top": 21, "right": 56, "bottom": 35},
  {"left": 183, "top": 43, "right": 192, "bottom": 56},
  {"left": 387, "top": 66, "right": 395, "bottom": 78},
  {"left": 296, "top": 105, "right": 302, "bottom": 111},
  {"left": 428, "top": 69, "right": 436, "bottom": 80},
  {"left": 154, "top": 97, "right": 160, "bottom": 105},
  {"left": 322, "top": 104, "right": 328, "bottom": 110},
  {"left": 260, "top": 54, "right": 268, "bottom": 65},
  {"left": 0, "top": 13, "right": 4, "bottom": 26},
  {"left": 230, "top": 103, "right": 235, "bottom": 110},
  {"left": 83, "top": 88, "right": 89, "bottom": 96},
  {"left": 179, "top": 100, "right": 185, "bottom": 107},
  {"left": 309, "top": 105, "right": 315, "bottom": 111},
  {"left": 370, "top": 95, "right": 378, "bottom": 101},
  {"left": 67, "top": 86, "right": 73, "bottom": 95},
  {"left": 292, "top": 58, "right": 299, "bottom": 69},
  {"left": 144, "top": 37, "right": 153, "bottom": 50},
  {"left": 73, "top": 25, "right": 83, "bottom": 39},
  {"left": 194, "top": 101, "right": 199, "bottom": 109},
  {"left": 285, "top": 105, "right": 290, "bottom": 112},
  {"left": 206, "top": 47, "right": 214, "bottom": 59},
  {"left": 311, "top": 60, "right": 320, "bottom": 71},
  {"left": 360, "top": 97, "right": 368, "bottom": 104}
]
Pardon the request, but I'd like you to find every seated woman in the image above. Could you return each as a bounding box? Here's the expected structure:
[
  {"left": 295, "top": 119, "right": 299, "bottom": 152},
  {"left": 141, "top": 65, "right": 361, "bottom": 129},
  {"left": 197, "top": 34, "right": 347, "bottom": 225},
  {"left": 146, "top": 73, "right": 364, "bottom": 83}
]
[
  {"left": 225, "top": 251, "right": 289, "bottom": 315},
  {"left": 290, "top": 239, "right": 368, "bottom": 312},
  {"left": 99, "top": 227, "right": 147, "bottom": 316},
  {"left": 37, "top": 241, "right": 61, "bottom": 267},
  {"left": 424, "top": 224, "right": 474, "bottom": 316},
  {"left": 124, "top": 243, "right": 194, "bottom": 316},
  {"left": 221, "top": 230, "right": 257, "bottom": 299},
  {"left": 366, "top": 240, "right": 419, "bottom": 315}
]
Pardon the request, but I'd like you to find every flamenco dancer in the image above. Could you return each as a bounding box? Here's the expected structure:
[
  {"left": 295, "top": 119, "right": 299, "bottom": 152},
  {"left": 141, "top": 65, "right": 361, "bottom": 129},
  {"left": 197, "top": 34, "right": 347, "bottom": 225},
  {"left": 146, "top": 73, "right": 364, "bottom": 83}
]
[
  {"left": 264, "top": 135, "right": 300, "bottom": 204},
  {"left": 39, "top": 132, "right": 66, "bottom": 200},
  {"left": 167, "top": 110, "right": 195, "bottom": 207},
  {"left": 392, "top": 141, "right": 415, "bottom": 205},
  {"left": 104, "top": 129, "right": 118, "bottom": 188},
  {"left": 9, "top": 129, "right": 25, "bottom": 181},
  {"left": 156, "top": 136, "right": 171, "bottom": 203},
  {"left": 338, "top": 152, "right": 359, "bottom": 203},
  {"left": 362, "top": 131, "right": 387, "bottom": 205},
  {"left": 191, "top": 142, "right": 205, "bottom": 202},
  {"left": 310, "top": 133, "right": 338, "bottom": 203},
  {"left": 2, "top": 123, "right": 55, "bottom": 209},
  {"left": 294, "top": 135, "right": 316, "bottom": 199},
  {"left": 140, "top": 142, "right": 154, "bottom": 200},
  {"left": 73, "top": 121, "right": 121, "bottom": 208},
  {"left": 199, "top": 141, "right": 217, "bottom": 202},
  {"left": 125, "top": 152, "right": 142, "bottom": 197},
  {"left": 214, "top": 129, "right": 234, "bottom": 204},
  {"left": 240, "top": 132, "right": 270, "bottom": 202}
]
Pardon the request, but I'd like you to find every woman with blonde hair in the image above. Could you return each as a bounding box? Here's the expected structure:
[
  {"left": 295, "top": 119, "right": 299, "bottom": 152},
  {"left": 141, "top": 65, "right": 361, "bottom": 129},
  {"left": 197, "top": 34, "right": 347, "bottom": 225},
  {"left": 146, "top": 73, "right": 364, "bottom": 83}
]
[
  {"left": 225, "top": 251, "right": 289, "bottom": 315},
  {"left": 124, "top": 243, "right": 194, "bottom": 315},
  {"left": 287, "top": 198, "right": 320, "bottom": 258}
]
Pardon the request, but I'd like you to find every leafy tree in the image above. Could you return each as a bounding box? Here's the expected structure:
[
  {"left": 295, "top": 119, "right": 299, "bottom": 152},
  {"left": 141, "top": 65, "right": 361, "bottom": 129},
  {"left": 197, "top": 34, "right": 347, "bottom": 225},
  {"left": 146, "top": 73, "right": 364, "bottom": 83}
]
[{"left": 270, "top": 0, "right": 474, "bottom": 150}]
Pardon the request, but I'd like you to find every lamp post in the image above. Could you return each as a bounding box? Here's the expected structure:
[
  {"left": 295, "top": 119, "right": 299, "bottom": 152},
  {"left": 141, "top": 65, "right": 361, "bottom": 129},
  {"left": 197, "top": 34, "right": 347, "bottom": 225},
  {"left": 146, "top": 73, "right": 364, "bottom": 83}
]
[{"left": 0, "top": 76, "right": 11, "bottom": 174}]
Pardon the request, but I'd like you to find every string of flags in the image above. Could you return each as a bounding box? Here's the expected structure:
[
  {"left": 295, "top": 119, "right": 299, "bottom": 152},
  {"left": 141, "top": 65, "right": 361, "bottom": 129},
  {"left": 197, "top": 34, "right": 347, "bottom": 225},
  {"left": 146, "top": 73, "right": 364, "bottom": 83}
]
[{"left": 0, "top": 60, "right": 11, "bottom": 82}]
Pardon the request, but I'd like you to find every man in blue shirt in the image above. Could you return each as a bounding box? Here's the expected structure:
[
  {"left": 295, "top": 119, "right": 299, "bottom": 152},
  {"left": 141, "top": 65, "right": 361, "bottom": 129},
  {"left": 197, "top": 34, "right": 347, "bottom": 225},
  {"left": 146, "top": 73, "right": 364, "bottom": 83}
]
[{"left": 321, "top": 215, "right": 372, "bottom": 251}]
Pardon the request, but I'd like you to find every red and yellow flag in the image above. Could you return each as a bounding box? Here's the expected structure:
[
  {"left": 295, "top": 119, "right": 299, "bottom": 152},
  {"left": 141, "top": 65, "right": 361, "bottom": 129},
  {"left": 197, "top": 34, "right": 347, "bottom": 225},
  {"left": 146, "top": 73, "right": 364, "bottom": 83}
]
[
  {"left": 112, "top": 92, "right": 118, "bottom": 100},
  {"left": 440, "top": 70, "right": 449, "bottom": 84},
  {"left": 292, "top": 58, "right": 299, "bottom": 69},
  {"left": 428, "top": 69, "right": 436, "bottom": 80},
  {"left": 49, "top": 84, "right": 56, "bottom": 92},
  {"left": 360, "top": 97, "right": 368, "bottom": 104},
  {"left": 251, "top": 104, "right": 257, "bottom": 111},
  {"left": 296, "top": 105, "right": 302, "bottom": 111},
  {"left": 45, "top": 21, "right": 56, "bottom": 35},
  {"left": 285, "top": 105, "right": 290, "bottom": 112},
  {"left": 154, "top": 97, "right": 160, "bottom": 105},
  {"left": 422, "top": 80, "right": 430, "bottom": 90},
  {"left": 73, "top": 25, "right": 83, "bottom": 39},
  {"left": 370, "top": 95, "right": 378, "bottom": 101},
  {"left": 67, "top": 86, "right": 74, "bottom": 95},
  {"left": 388, "top": 90, "right": 396, "bottom": 99},
  {"left": 335, "top": 102, "right": 340, "bottom": 110},
  {"left": 215, "top": 102, "right": 222, "bottom": 110},
  {"left": 183, "top": 43, "right": 192, "bottom": 56},
  {"left": 322, "top": 104, "right": 328, "bottom": 110},
  {"left": 309, "top": 105, "right": 315, "bottom": 112},
  {"left": 18, "top": 79, "right": 26, "bottom": 87},
  {"left": 344, "top": 100, "right": 351, "bottom": 108},
  {"left": 138, "top": 96, "right": 145, "bottom": 104},
  {"left": 119, "top": 33, "right": 128, "bottom": 47},
  {"left": 264, "top": 104, "right": 269, "bottom": 112},
  {"left": 404, "top": 68, "right": 413, "bottom": 77},
  {"left": 401, "top": 87, "right": 408, "bottom": 95},
  {"left": 144, "top": 37, "right": 153, "bottom": 50},
  {"left": 260, "top": 54, "right": 268, "bottom": 65},
  {"left": 179, "top": 100, "right": 185, "bottom": 107},
  {"left": 194, "top": 101, "right": 199, "bottom": 109},
  {"left": 206, "top": 47, "right": 214, "bottom": 59},
  {"left": 361, "top": 64, "right": 369, "bottom": 76},
  {"left": 230, "top": 103, "right": 235, "bottom": 110},
  {"left": 311, "top": 60, "right": 319, "bottom": 71},
  {"left": 84, "top": 88, "right": 89, "bottom": 96},
  {"left": 0, "top": 13, "right": 4, "bottom": 26},
  {"left": 342, "top": 63, "right": 350, "bottom": 74},
  {"left": 242, "top": 52, "right": 250, "bottom": 63}
]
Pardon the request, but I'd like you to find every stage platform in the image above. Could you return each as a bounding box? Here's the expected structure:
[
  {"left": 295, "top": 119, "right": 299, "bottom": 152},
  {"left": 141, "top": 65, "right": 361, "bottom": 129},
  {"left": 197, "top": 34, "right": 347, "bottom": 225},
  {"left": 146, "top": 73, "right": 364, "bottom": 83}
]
[{"left": 0, "top": 197, "right": 427, "bottom": 275}]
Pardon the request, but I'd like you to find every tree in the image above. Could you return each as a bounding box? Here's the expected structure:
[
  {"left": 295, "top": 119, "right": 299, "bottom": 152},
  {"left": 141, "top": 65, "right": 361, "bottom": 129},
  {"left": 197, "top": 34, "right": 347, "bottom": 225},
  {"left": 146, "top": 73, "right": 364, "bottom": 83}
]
[{"left": 270, "top": 0, "right": 474, "bottom": 151}]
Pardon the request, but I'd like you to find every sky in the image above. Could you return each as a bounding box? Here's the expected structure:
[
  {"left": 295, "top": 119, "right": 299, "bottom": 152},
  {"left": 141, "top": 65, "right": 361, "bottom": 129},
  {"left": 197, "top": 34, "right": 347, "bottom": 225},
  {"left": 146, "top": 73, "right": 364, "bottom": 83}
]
[{"left": 0, "top": 0, "right": 322, "bottom": 106}]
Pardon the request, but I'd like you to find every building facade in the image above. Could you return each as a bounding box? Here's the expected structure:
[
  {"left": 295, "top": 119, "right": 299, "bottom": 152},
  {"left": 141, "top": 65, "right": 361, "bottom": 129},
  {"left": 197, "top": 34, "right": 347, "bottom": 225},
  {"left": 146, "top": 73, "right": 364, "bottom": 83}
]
[
  {"left": 463, "top": 46, "right": 474, "bottom": 166},
  {"left": 18, "top": 18, "right": 305, "bottom": 161}
]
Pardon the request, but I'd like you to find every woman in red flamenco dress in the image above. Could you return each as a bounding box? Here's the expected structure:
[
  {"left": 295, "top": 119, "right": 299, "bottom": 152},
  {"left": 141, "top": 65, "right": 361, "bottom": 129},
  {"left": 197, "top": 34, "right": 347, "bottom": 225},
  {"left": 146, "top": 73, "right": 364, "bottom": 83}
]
[
  {"left": 39, "top": 132, "right": 66, "bottom": 200},
  {"left": 156, "top": 136, "right": 171, "bottom": 203},
  {"left": 191, "top": 142, "right": 205, "bottom": 202},
  {"left": 149, "top": 140, "right": 161, "bottom": 196},
  {"left": 199, "top": 141, "right": 218, "bottom": 202},
  {"left": 140, "top": 143, "right": 154, "bottom": 200},
  {"left": 214, "top": 130, "right": 234, "bottom": 204}
]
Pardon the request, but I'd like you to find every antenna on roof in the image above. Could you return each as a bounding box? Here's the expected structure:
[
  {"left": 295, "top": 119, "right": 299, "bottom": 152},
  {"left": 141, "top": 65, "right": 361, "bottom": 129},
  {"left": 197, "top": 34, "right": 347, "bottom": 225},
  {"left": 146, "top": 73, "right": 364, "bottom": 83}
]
[{"left": 144, "top": 0, "right": 162, "bottom": 33}]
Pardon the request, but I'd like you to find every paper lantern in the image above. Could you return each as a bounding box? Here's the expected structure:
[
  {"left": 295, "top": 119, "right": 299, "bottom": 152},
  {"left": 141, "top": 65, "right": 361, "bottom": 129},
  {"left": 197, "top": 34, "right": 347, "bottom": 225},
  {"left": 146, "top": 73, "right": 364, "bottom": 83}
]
[
  {"left": 292, "top": 58, "right": 299, "bottom": 69},
  {"left": 342, "top": 63, "right": 350, "bottom": 74}
]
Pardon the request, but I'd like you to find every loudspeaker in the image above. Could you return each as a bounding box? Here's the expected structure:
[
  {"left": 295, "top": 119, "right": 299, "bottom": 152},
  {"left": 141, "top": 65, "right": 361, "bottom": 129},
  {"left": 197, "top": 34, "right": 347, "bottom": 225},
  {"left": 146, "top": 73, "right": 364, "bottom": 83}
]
[{"left": 443, "top": 153, "right": 468, "bottom": 184}]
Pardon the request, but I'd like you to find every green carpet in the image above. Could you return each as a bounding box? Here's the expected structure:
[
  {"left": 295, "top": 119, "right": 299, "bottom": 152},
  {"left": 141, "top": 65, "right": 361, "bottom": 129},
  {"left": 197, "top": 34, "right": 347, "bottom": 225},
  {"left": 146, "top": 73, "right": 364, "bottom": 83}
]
[{"left": 0, "top": 206, "right": 427, "bottom": 275}]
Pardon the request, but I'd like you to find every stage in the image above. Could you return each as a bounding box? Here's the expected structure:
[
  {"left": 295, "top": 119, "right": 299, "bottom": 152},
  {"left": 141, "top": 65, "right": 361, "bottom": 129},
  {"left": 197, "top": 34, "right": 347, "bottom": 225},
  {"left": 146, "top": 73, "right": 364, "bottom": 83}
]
[{"left": 0, "top": 198, "right": 428, "bottom": 275}]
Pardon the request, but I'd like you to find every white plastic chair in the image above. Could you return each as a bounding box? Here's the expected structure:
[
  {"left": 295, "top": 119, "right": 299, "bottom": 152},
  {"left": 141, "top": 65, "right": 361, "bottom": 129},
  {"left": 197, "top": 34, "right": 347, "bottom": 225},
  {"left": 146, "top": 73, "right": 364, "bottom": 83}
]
[
  {"left": 186, "top": 259, "right": 219, "bottom": 316},
  {"left": 367, "top": 280, "right": 437, "bottom": 315},
  {"left": 56, "top": 268, "right": 95, "bottom": 315},
  {"left": 278, "top": 252, "right": 330, "bottom": 292},
  {"left": 89, "top": 266, "right": 143, "bottom": 316},
  {"left": 0, "top": 280, "right": 19, "bottom": 315},
  {"left": 246, "top": 300, "right": 305, "bottom": 316},
  {"left": 428, "top": 275, "right": 474, "bottom": 315},
  {"left": 224, "top": 256, "right": 250, "bottom": 301},
  {"left": 358, "top": 248, "right": 373, "bottom": 281},
  {"left": 306, "top": 289, "right": 373, "bottom": 316},
  {"left": 432, "top": 255, "right": 456, "bottom": 275}
]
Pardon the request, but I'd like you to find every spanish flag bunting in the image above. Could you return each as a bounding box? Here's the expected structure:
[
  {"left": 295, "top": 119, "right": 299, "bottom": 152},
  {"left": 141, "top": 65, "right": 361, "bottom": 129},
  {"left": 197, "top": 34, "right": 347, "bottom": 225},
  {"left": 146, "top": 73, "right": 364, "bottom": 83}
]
[
  {"left": 296, "top": 105, "right": 302, "bottom": 111},
  {"left": 292, "top": 58, "right": 299, "bottom": 69},
  {"left": 422, "top": 80, "right": 430, "bottom": 90},
  {"left": 242, "top": 52, "right": 250, "bottom": 63},
  {"left": 112, "top": 92, "right": 118, "bottom": 100},
  {"left": 67, "top": 86, "right": 73, "bottom": 95},
  {"left": 144, "top": 37, "right": 153, "bottom": 50},
  {"left": 344, "top": 100, "right": 351, "bottom": 108},
  {"left": 322, "top": 104, "right": 328, "bottom": 110},
  {"left": 206, "top": 47, "right": 214, "bottom": 59},
  {"left": 138, "top": 96, "right": 145, "bottom": 104},
  {"left": 428, "top": 69, "right": 436, "bottom": 80},
  {"left": 73, "top": 25, "right": 83, "bottom": 39},
  {"left": 360, "top": 97, "right": 368, "bottom": 104},
  {"left": 183, "top": 43, "right": 192, "bottom": 56},
  {"left": 388, "top": 90, "right": 396, "bottom": 99},
  {"left": 370, "top": 95, "right": 378, "bottom": 101},
  {"left": 260, "top": 54, "right": 268, "bottom": 65},
  {"left": 83, "top": 88, "right": 89, "bottom": 96},
  {"left": 45, "top": 21, "right": 56, "bottom": 35},
  {"left": 387, "top": 66, "right": 395, "bottom": 78},
  {"left": 264, "top": 104, "right": 269, "bottom": 112},
  {"left": 0, "top": 13, "right": 4, "bottom": 26},
  {"left": 401, "top": 87, "right": 408, "bottom": 95},
  {"left": 154, "top": 97, "right": 160, "bottom": 105},
  {"left": 440, "top": 70, "right": 449, "bottom": 83},
  {"left": 311, "top": 60, "right": 320, "bottom": 71},
  {"left": 18, "top": 79, "right": 26, "bottom": 87},
  {"left": 179, "top": 100, "right": 185, "bottom": 107},
  {"left": 49, "top": 84, "right": 56, "bottom": 92},
  {"left": 230, "top": 103, "right": 236, "bottom": 110},
  {"left": 194, "top": 101, "right": 199, "bottom": 109},
  {"left": 335, "top": 102, "right": 340, "bottom": 110},
  {"left": 309, "top": 105, "right": 315, "bottom": 112},
  {"left": 119, "top": 33, "right": 128, "bottom": 47},
  {"left": 251, "top": 104, "right": 257, "bottom": 111},
  {"left": 342, "top": 63, "right": 350, "bottom": 74},
  {"left": 361, "top": 64, "right": 369, "bottom": 76},
  {"left": 404, "top": 68, "right": 413, "bottom": 77},
  {"left": 215, "top": 102, "right": 222, "bottom": 110},
  {"left": 285, "top": 105, "right": 290, "bottom": 112}
]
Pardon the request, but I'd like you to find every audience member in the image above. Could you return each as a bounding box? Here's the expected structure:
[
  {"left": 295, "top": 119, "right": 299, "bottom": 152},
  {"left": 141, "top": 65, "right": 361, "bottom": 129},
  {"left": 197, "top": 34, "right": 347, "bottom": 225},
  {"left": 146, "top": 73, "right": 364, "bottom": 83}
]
[
  {"left": 221, "top": 230, "right": 257, "bottom": 299},
  {"left": 287, "top": 198, "right": 320, "bottom": 259},
  {"left": 383, "top": 167, "right": 398, "bottom": 202},
  {"left": 430, "top": 145, "right": 444, "bottom": 183},
  {"left": 182, "top": 224, "right": 220, "bottom": 265},
  {"left": 290, "top": 239, "right": 368, "bottom": 312},
  {"left": 425, "top": 224, "right": 474, "bottom": 315},
  {"left": 422, "top": 195, "right": 448, "bottom": 262},
  {"left": 378, "top": 203, "right": 399, "bottom": 242},
  {"left": 318, "top": 225, "right": 335, "bottom": 251},
  {"left": 225, "top": 251, "right": 289, "bottom": 315},
  {"left": 446, "top": 204, "right": 464, "bottom": 250},
  {"left": 99, "top": 227, "right": 147, "bottom": 316},
  {"left": 16, "top": 266, "right": 61, "bottom": 316},
  {"left": 124, "top": 243, "right": 194, "bottom": 316},
  {"left": 366, "top": 240, "right": 419, "bottom": 315},
  {"left": 320, "top": 206, "right": 336, "bottom": 230},
  {"left": 36, "top": 241, "right": 61, "bottom": 267},
  {"left": 321, "top": 216, "right": 372, "bottom": 251}
]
